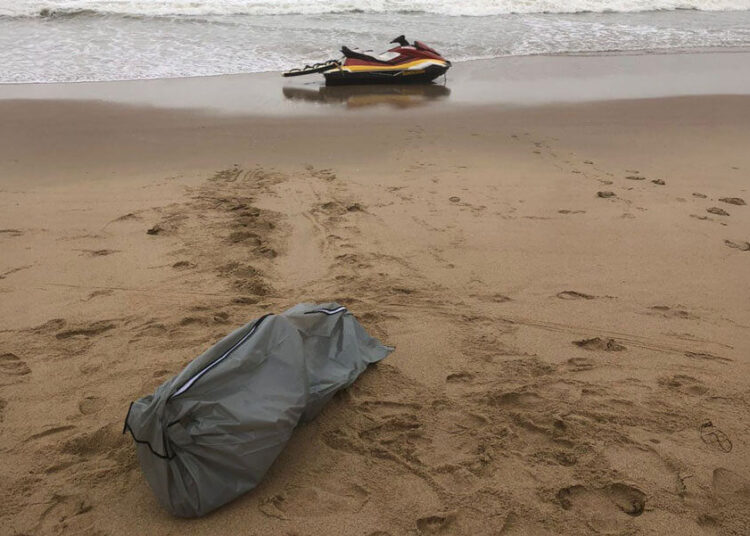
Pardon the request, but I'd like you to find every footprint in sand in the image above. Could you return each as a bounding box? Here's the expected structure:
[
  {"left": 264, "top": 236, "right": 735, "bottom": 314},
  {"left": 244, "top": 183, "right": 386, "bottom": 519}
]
[
  {"left": 232, "top": 296, "right": 259, "bottom": 305},
  {"left": 558, "top": 483, "right": 646, "bottom": 517},
  {"left": 712, "top": 468, "right": 750, "bottom": 501},
  {"left": 0, "top": 228, "right": 24, "bottom": 237},
  {"left": 498, "top": 512, "right": 553, "bottom": 536},
  {"left": 658, "top": 374, "right": 707, "bottom": 396},
  {"left": 625, "top": 175, "right": 646, "bottom": 181},
  {"left": 78, "top": 396, "right": 106, "bottom": 415},
  {"left": 446, "top": 371, "right": 474, "bottom": 383},
  {"left": 79, "top": 249, "right": 118, "bottom": 257},
  {"left": 693, "top": 192, "right": 708, "bottom": 199},
  {"left": 60, "top": 423, "right": 125, "bottom": 459},
  {"left": 152, "top": 369, "right": 172, "bottom": 380},
  {"left": 259, "top": 482, "right": 369, "bottom": 520},
  {"left": 178, "top": 315, "right": 226, "bottom": 327},
  {"left": 317, "top": 200, "right": 352, "bottom": 216},
  {"left": 134, "top": 320, "right": 168, "bottom": 338},
  {"left": 597, "top": 191, "right": 616, "bottom": 198},
  {"left": 55, "top": 321, "right": 116, "bottom": 340},
  {"left": 566, "top": 357, "right": 596, "bottom": 372},
  {"left": 113, "top": 212, "right": 141, "bottom": 222},
  {"left": 308, "top": 167, "right": 338, "bottom": 182},
  {"left": 573, "top": 338, "right": 626, "bottom": 352},
  {"left": 416, "top": 513, "right": 456, "bottom": 534},
  {"left": 84, "top": 289, "right": 114, "bottom": 301},
  {"left": 0, "top": 352, "right": 31, "bottom": 376},
  {"left": 31, "top": 318, "right": 67, "bottom": 334},
  {"left": 724, "top": 240, "right": 750, "bottom": 251},
  {"left": 709, "top": 468, "right": 750, "bottom": 531},
  {"left": 707, "top": 207, "right": 729, "bottom": 216},
  {"left": 37, "top": 493, "right": 94, "bottom": 533},
  {"left": 648, "top": 305, "right": 697, "bottom": 320},
  {"left": 474, "top": 293, "right": 512, "bottom": 303},
  {"left": 486, "top": 390, "right": 544, "bottom": 408},
  {"left": 605, "top": 445, "right": 677, "bottom": 491},
  {"left": 228, "top": 230, "right": 263, "bottom": 245},
  {"left": 700, "top": 421, "right": 733, "bottom": 453},
  {"left": 557, "top": 291, "right": 595, "bottom": 300},
  {"left": 719, "top": 197, "right": 745, "bottom": 206}
]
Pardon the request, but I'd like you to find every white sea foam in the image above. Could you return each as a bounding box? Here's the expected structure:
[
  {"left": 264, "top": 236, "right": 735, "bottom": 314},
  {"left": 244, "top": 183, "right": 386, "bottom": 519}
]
[{"left": 2, "top": 0, "right": 750, "bottom": 18}]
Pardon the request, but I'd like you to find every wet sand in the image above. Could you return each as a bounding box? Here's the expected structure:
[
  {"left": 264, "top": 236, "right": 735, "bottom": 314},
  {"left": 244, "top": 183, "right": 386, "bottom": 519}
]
[{"left": 1, "top": 55, "right": 750, "bottom": 535}]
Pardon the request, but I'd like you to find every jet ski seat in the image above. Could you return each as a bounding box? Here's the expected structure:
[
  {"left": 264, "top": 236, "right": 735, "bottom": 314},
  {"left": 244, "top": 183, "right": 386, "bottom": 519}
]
[{"left": 341, "top": 46, "right": 390, "bottom": 64}]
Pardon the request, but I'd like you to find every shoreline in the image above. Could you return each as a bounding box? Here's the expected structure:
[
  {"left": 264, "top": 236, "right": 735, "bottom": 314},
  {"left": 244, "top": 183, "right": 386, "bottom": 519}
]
[
  {"left": 2, "top": 45, "right": 750, "bottom": 87},
  {"left": 1, "top": 49, "right": 748, "bottom": 115}
]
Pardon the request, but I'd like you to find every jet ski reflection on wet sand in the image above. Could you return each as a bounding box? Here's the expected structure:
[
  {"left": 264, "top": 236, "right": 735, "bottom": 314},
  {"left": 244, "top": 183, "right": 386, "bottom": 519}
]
[
  {"left": 283, "top": 35, "right": 451, "bottom": 86},
  {"left": 282, "top": 84, "right": 451, "bottom": 109}
]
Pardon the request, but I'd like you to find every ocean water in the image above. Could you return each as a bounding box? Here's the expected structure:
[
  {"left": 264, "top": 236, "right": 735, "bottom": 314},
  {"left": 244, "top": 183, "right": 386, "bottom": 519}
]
[{"left": 1, "top": 0, "right": 749, "bottom": 83}]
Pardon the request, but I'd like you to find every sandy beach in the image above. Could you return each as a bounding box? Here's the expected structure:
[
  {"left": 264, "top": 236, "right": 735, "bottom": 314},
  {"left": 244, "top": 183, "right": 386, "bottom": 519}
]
[{"left": 1, "top": 53, "right": 750, "bottom": 535}]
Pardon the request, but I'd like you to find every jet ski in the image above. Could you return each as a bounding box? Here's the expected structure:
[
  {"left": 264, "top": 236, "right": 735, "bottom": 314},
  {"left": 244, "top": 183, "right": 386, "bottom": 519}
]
[{"left": 283, "top": 35, "right": 450, "bottom": 86}]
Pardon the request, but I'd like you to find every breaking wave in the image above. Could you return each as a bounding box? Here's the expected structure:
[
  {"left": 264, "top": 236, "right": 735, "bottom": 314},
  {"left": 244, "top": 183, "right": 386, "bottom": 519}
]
[{"left": 2, "top": 0, "right": 749, "bottom": 19}]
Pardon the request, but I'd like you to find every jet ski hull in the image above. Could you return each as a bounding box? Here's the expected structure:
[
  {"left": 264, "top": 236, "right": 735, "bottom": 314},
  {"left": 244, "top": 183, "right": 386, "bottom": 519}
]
[{"left": 324, "top": 63, "right": 449, "bottom": 86}]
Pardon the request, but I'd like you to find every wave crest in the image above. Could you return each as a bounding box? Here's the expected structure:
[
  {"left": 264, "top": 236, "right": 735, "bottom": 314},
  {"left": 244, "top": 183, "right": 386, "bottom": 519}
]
[{"left": 2, "top": 0, "right": 749, "bottom": 19}]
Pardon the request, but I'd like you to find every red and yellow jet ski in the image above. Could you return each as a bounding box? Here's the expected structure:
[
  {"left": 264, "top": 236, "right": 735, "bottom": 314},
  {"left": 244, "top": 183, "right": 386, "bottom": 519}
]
[{"left": 283, "top": 35, "right": 450, "bottom": 86}]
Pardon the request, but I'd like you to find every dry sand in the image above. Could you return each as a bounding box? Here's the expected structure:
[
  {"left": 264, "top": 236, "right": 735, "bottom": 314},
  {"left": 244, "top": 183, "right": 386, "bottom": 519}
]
[{"left": 1, "top": 88, "right": 750, "bottom": 535}]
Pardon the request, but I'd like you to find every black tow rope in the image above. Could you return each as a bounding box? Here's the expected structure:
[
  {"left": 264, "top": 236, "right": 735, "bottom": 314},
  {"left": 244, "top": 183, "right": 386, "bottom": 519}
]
[{"left": 283, "top": 60, "right": 341, "bottom": 77}]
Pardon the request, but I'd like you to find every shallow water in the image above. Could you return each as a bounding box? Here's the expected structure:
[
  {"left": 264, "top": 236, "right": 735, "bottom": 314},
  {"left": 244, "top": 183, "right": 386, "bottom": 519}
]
[{"left": 1, "top": 0, "right": 749, "bottom": 83}]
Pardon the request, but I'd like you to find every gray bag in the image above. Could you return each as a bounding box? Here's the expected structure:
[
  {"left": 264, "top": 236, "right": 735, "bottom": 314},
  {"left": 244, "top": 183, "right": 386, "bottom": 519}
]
[{"left": 123, "top": 303, "right": 392, "bottom": 517}]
